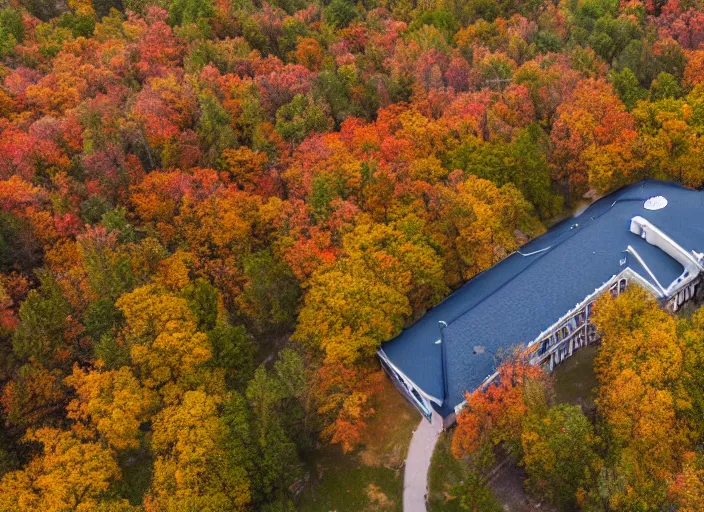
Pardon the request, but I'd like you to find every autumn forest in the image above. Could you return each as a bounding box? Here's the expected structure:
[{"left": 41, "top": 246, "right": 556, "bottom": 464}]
[{"left": 0, "top": 0, "right": 703, "bottom": 508}]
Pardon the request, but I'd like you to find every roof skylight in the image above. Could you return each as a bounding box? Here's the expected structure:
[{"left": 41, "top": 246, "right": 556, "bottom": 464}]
[{"left": 644, "top": 196, "right": 668, "bottom": 210}]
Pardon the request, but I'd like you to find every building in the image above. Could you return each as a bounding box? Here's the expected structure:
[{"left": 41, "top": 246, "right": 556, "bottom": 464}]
[{"left": 378, "top": 180, "right": 704, "bottom": 426}]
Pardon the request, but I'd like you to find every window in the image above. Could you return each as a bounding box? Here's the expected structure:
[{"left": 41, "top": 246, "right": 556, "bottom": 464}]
[
  {"left": 540, "top": 338, "right": 550, "bottom": 355},
  {"left": 610, "top": 283, "right": 619, "bottom": 297},
  {"left": 410, "top": 387, "right": 432, "bottom": 419},
  {"left": 588, "top": 324, "right": 598, "bottom": 342},
  {"left": 382, "top": 358, "right": 433, "bottom": 421},
  {"left": 619, "top": 278, "right": 627, "bottom": 294}
]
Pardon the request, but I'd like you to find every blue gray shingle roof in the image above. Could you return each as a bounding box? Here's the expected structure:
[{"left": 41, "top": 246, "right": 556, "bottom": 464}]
[{"left": 380, "top": 180, "right": 704, "bottom": 415}]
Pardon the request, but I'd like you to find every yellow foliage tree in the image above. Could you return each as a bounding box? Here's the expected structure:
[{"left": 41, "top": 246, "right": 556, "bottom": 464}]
[
  {"left": 294, "top": 269, "right": 410, "bottom": 366},
  {"left": 0, "top": 428, "right": 120, "bottom": 512},
  {"left": 115, "top": 285, "right": 215, "bottom": 402},
  {"left": 433, "top": 176, "right": 543, "bottom": 282},
  {"left": 591, "top": 287, "right": 689, "bottom": 509},
  {"left": 145, "top": 390, "right": 251, "bottom": 512},
  {"left": 592, "top": 287, "right": 685, "bottom": 391},
  {"left": 65, "top": 365, "right": 158, "bottom": 450}
]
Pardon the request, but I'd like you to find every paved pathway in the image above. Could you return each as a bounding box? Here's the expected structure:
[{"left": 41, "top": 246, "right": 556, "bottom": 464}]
[{"left": 403, "top": 412, "right": 443, "bottom": 512}]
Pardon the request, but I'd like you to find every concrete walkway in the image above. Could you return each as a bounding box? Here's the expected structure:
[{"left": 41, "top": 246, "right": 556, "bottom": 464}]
[{"left": 403, "top": 412, "right": 443, "bottom": 512}]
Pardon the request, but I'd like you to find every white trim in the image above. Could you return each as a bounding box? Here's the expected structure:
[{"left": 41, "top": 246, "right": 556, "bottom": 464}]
[
  {"left": 626, "top": 246, "right": 667, "bottom": 297},
  {"left": 630, "top": 216, "right": 704, "bottom": 296},
  {"left": 526, "top": 272, "right": 620, "bottom": 351},
  {"left": 630, "top": 216, "right": 704, "bottom": 272},
  {"left": 669, "top": 275, "right": 702, "bottom": 312},
  {"left": 377, "top": 348, "right": 444, "bottom": 406},
  {"left": 529, "top": 266, "right": 668, "bottom": 350},
  {"left": 451, "top": 266, "right": 675, "bottom": 416},
  {"left": 624, "top": 266, "right": 663, "bottom": 297},
  {"left": 383, "top": 235, "right": 703, "bottom": 417}
]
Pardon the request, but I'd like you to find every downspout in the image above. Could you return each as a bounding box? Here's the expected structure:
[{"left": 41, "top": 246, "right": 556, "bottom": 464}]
[{"left": 438, "top": 321, "right": 449, "bottom": 405}]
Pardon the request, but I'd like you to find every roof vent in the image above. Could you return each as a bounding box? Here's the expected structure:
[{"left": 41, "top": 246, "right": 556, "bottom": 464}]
[{"left": 644, "top": 196, "right": 667, "bottom": 210}]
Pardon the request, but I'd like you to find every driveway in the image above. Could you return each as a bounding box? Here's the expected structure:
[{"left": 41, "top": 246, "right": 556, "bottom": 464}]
[{"left": 403, "top": 412, "right": 443, "bottom": 512}]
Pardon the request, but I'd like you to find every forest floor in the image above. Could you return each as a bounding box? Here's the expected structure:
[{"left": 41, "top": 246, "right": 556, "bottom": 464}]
[
  {"left": 489, "top": 462, "right": 558, "bottom": 512},
  {"left": 298, "top": 375, "right": 420, "bottom": 512}
]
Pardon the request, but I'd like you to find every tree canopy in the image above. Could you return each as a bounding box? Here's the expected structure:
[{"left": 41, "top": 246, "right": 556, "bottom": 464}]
[{"left": 0, "top": 0, "right": 704, "bottom": 507}]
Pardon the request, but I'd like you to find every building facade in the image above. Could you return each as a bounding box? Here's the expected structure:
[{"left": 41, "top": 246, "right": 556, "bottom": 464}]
[{"left": 378, "top": 181, "right": 704, "bottom": 426}]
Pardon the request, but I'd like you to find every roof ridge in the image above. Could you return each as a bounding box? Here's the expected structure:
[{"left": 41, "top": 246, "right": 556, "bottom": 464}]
[
  {"left": 441, "top": 194, "right": 649, "bottom": 329},
  {"left": 381, "top": 179, "right": 701, "bottom": 413}
]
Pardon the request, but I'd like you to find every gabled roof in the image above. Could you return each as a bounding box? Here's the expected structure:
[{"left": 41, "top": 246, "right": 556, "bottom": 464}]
[{"left": 380, "top": 180, "right": 704, "bottom": 415}]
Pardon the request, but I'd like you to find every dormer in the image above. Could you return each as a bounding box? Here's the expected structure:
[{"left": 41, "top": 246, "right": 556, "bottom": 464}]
[{"left": 629, "top": 216, "right": 703, "bottom": 296}]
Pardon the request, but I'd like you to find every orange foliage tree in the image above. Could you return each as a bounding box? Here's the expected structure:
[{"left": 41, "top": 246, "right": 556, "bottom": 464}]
[{"left": 452, "top": 356, "right": 551, "bottom": 462}]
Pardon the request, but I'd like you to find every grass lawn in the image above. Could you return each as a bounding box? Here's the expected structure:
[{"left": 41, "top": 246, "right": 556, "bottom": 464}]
[
  {"left": 298, "top": 375, "right": 420, "bottom": 512},
  {"left": 427, "top": 430, "right": 465, "bottom": 512},
  {"left": 315, "top": 345, "right": 601, "bottom": 512},
  {"left": 552, "top": 343, "right": 599, "bottom": 411}
]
